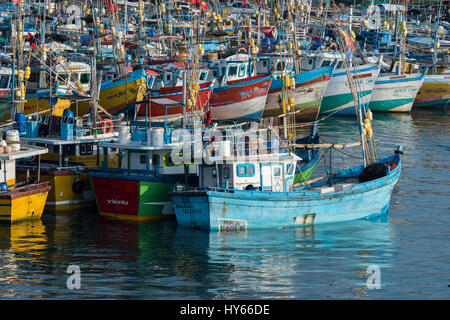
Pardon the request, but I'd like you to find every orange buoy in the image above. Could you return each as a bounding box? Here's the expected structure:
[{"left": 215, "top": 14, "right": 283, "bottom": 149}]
[{"left": 101, "top": 119, "right": 114, "bottom": 134}]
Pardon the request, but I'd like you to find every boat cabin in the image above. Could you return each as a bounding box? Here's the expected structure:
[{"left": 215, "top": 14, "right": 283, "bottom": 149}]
[
  {"left": 256, "top": 54, "right": 295, "bottom": 76},
  {"left": 207, "top": 53, "right": 256, "bottom": 86},
  {"left": 20, "top": 114, "right": 120, "bottom": 170},
  {"left": 301, "top": 52, "right": 344, "bottom": 72},
  {"left": 200, "top": 152, "right": 300, "bottom": 192},
  {"left": 26, "top": 62, "right": 91, "bottom": 93},
  {"left": 96, "top": 121, "right": 198, "bottom": 177},
  {"left": 150, "top": 62, "right": 210, "bottom": 89},
  {"left": 0, "top": 66, "right": 12, "bottom": 96}
]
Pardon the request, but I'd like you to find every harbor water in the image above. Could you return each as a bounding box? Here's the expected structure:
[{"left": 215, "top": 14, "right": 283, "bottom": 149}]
[{"left": 0, "top": 109, "right": 448, "bottom": 299}]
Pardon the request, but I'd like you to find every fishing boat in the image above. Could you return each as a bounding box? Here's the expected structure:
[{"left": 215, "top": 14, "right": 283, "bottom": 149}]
[
  {"left": 369, "top": 71, "right": 426, "bottom": 113},
  {"left": 87, "top": 121, "right": 198, "bottom": 222},
  {"left": 76, "top": 67, "right": 157, "bottom": 116},
  {"left": 0, "top": 136, "right": 50, "bottom": 223},
  {"left": 206, "top": 54, "right": 272, "bottom": 121},
  {"left": 170, "top": 141, "right": 403, "bottom": 230},
  {"left": 413, "top": 72, "right": 450, "bottom": 109},
  {"left": 17, "top": 106, "right": 121, "bottom": 212},
  {"left": 319, "top": 63, "right": 381, "bottom": 116},
  {"left": 257, "top": 54, "right": 333, "bottom": 122},
  {"left": 140, "top": 62, "right": 213, "bottom": 120}
]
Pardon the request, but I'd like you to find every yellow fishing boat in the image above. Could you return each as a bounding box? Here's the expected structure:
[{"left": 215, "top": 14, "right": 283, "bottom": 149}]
[
  {"left": 413, "top": 72, "right": 450, "bottom": 109},
  {"left": 0, "top": 142, "right": 50, "bottom": 223}
]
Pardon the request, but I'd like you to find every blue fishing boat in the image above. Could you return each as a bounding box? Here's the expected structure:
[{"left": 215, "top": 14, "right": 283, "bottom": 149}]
[{"left": 170, "top": 146, "right": 403, "bottom": 231}]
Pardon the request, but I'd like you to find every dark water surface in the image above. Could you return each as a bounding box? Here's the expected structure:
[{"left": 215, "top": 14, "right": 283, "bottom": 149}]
[{"left": 0, "top": 109, "right": 449, "bottom": 299}]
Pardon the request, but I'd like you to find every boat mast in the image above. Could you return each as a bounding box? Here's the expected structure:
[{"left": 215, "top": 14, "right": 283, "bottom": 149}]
[{"left": 432, "top": 0, "right": 442, "bottom": 75}]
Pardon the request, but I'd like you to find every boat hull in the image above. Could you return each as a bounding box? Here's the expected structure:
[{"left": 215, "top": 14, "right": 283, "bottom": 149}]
[
  {"left": 0, "top": 182, "right": 50, "bottom": 223},
  {"left": 263, "top": 67, "right": 332, "bottom": 122},
  {"left": 75, "top": 69, "right": 148, "bottom": 115},
  {"left": 209, "top": 74, "right": 272, "bottom": 121},
  {"left": 413, "top": 74, "right": 450, "bottom": 109},
  {"left": 141, "top": 82, "right": 213, "bottom": 118},
  {"left": 320, "top": 64, "right": 380, "bottom": 115},
  {"left": 89, "top": 174, "right": 178, "bottom": 222},
  {"left": 369, "top": 73, "right": 425, "bottom": 112},
  {"left": 1, "top": 91, "right": 70, "bottom": 120},
  {"left": 172, "top": 154, "right": 401, "bottom": 230}
]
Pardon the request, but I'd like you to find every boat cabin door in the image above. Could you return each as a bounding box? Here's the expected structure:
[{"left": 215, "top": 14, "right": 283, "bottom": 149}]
[
  {"left": 271, "top": 165, "right": 283, "bottom": 192},
  {"left": 261, "top": 164, "right": 283, "bottom": 191}
]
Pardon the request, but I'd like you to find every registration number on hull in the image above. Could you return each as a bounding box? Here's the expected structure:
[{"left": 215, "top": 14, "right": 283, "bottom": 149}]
[{"left": 217, "top": 218, "right": 248, "bottom": 232}]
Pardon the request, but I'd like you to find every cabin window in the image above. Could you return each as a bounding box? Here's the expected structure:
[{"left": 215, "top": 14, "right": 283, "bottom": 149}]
[
  {"left": 0, "top": 75, "right": 9, "bottom": 88},
  {"left": 274, "top": 167, "right": 281, "bottom": 176},
  {"left": 152, "top": 154, "right": 160, "bottom": 165},
  {"left": 263, "top": 61, "right": 267, "bottom": 67},
  {"left": 63, "top": 144, "right": 76, "bottom": 156},
  {"left": 275, "top": 62, "right": 282, "bottom": 71},
  {"left": 336, "top": 61, "right": 343, "bottom": 69},
  {"left": 321, "top": 60, "right": 331, "bottom": 67},
  {"left": 80, "top": 73, "right": 90, "bottom": 84},
  {"left": 236, "top": 164, "right": 255, "bottom": 177},
  {"left": 228, "top": 65, "right": 238, "bottom": 77},
  {"left": 213, "top": 70, "right": 218, "bottom": 78},
  {"left": 223, "top": 167, "right": 230, "bottom": 179},
  {"left": 238, "top": 65, "right": 246, "bottom": 77},
  {"left": 308, "top": 59, "right": 313, "bottom": 65},
  {"left": 286, "top": 163, "right": 294, "bottom": 175},
  {"left": 140, "top": 154, "right": 147, "bottom": 164},
  {"left": 212, "top": 168, "right": 217, "bottom": 178},
  {"left": 199, "top": 71, "right": 207, "bottom": 81},
  {"left": 166, "top": 74, "right": 171, "bottom": 81},
  {"left": 221, "top": 67, "right": 226, "bottom": 76},
  {"left": 80, "top": 143, "right": 93, "bottom": 155}
]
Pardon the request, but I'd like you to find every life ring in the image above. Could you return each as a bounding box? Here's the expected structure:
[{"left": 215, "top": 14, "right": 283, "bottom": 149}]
[
  {"left": 238, "top": 47, "right": 247, "bottom": 53},
  {"left": 72, "top": 179, "right": 85, "bottom": 194},
  {"left": 101, "top": 119, "right": 114, "bottom": 134},
  {"left": 329, "top": 43, "right": 338, "bottom": 50}
]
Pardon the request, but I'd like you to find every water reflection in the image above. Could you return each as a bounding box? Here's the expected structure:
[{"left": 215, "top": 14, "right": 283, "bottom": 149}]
[{"left": 167, "top": 216, "right": 396, "bottom": 299}]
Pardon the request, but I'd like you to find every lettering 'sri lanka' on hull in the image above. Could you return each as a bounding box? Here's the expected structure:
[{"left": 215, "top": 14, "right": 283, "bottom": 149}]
[{"left": 89, "top": 175, "right": 176, "bottom": 222}]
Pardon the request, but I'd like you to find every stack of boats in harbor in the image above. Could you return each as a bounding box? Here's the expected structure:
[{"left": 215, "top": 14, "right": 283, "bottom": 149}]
[{"left": 0, "top": 0, "right": 447, "bottom": 230}]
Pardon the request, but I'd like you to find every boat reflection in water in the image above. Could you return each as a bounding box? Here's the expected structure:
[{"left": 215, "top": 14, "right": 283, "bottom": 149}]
[
  {"left": 172, "top": 215, "right": 395, "bottom": 299},
  {"left": 0, "top": 220, "right": 48, "bottom": 297}
]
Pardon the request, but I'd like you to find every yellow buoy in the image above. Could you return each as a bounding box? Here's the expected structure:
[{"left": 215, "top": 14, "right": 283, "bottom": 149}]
[
  {"left": 290, "top": 78, "right": 295, "bottom": 88},
  {"left": 24, "top": 66, "right": 30, "bottom": 80},
  {"left": 289, "top": 97, "right": 294, "bottom": 107},
  {"left": 350, "top": 30, "right": 356, "bottom": 39}
]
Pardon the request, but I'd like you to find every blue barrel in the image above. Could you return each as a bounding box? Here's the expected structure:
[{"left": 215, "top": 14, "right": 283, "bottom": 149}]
[
  {"left": 14, "top": 113, "right": 26, "bottom": 136},
  {"left": 26, "top": 120, "right": 38, "bottom": 138},
  {"left": 61, "top": 123, "right": 74, "bottom": 140}
]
